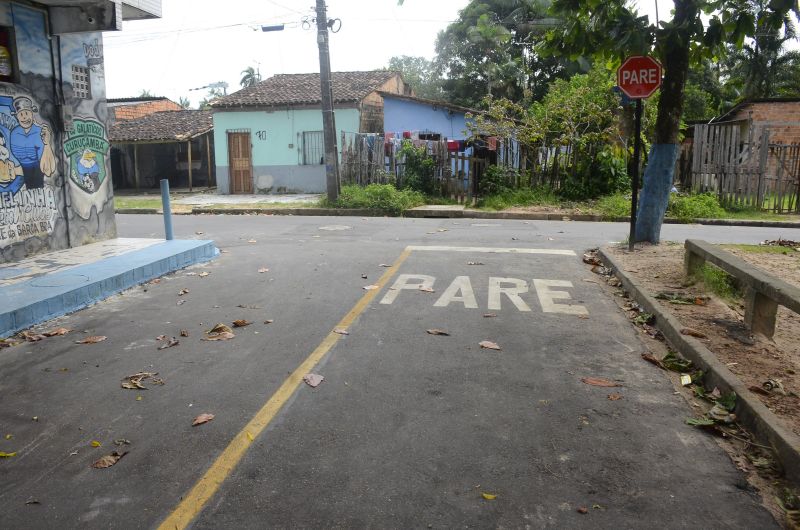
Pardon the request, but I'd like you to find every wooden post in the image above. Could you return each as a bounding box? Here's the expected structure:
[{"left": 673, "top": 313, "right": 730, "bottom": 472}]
[
  {"left": 205, "top": 132, "right": 213, "bottom": 189},
  {"left": 187, "top": 140, "right": 193, "bottom": 192},
  {"left": 133, "top": 144, "right": 140, "bottom": 191}
]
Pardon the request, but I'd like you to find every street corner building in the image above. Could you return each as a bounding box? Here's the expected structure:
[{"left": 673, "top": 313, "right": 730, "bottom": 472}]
[{"left": 0, "top": 0, "right": 161, "bottom": 263}]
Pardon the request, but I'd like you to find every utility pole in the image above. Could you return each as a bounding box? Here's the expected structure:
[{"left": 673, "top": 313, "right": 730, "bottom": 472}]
[{"left": 315, "top": 0, "right": 340, "bottom": 201}]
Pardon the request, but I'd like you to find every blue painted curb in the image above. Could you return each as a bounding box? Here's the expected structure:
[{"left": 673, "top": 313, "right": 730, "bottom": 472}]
[{"left": 0, "top": 240, "right": 218, "bottom": 338}]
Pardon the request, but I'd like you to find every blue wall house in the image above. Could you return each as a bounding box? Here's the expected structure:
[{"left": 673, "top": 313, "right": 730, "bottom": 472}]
[
  {"left": 211, "top": 71, "right": 411, "bottom": 194},
  {"left": 0, "top": 1, "right": 161, "bottom": 263},
  {"left": 380, "top": 92, "right": 474, "bottom": 140}
]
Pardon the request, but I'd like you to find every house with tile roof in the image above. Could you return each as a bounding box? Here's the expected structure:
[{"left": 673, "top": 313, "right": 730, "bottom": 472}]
[
  {"left": 211, "top": 70, "right": 411, "bottom": 194},
  {"left": 109, "top": 110, "right": 215, "bottom": 190}
]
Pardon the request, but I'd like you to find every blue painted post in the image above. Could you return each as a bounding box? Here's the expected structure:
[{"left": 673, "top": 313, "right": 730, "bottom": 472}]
[{"left": 160, "top": 179, "right": 174, "bottom": 241}]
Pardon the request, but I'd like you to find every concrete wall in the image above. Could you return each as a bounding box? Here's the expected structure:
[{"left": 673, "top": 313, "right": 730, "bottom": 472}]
[
  {"left": 383, "top": 96, "right": 470, "bottom": 140},
  {"left": 213, "top": 107, "right": 360, "bottom": 194},
  {"left": 0, "top": 1, "right": 115, "bottom": 262}
]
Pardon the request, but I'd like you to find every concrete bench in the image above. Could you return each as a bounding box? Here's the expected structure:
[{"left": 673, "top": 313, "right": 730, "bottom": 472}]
[{"left": 684, "top": 239, "right": 800, "bottom": 338}]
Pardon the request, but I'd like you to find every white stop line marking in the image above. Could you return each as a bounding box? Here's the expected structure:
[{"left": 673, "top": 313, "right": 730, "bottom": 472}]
[{"left": 406, "top": 245, "right": 576, "bottom": 256}]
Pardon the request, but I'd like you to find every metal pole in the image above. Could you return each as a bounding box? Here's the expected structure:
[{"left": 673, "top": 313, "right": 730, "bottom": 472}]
[
  {"left": 316, "top": 0, "right": 340, "bottom": 201},
  {"left": 160, "top": 179, "right": 174, "bottom": 241},
  {"left": 629, "top": 99, "right": 642, "bottom": 251}
]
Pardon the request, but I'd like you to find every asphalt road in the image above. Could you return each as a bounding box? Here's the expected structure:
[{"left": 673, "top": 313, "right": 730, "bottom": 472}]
[{"left": 2, "top": 214, "right": 798, "bottom": 529}]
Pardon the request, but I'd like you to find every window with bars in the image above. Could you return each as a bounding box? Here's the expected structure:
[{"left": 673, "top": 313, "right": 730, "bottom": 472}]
[
  {"left": 302, "top": 131, "right": 324, "bottom": 165},
  {"left": 71, "top": 65, "right": 91, "bottom": 99}
]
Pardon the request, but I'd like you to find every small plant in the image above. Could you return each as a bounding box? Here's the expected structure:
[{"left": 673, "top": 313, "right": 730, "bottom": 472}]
[
  {"left": 595, "top": 192, "right": 631, "bottom": 219},
  {"left": 322, "top": 184, "right": 425, "bottom": 215},
  {"left": 667, "top": 193, "right": 726, "bottom": 221},
  {"left": 398, "top": 140, "right": 435, "bottom": 194},
  {"left": 478, "top": 186, "right": 558, "bottom": 210},
  {"left": 695, "top": 263, "right": 741, "bottom": 300}
]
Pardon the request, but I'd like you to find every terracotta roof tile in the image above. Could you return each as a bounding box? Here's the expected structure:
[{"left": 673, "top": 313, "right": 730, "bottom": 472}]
[
  {"left": 109, "top": 110, "right": 213, "bottom": 143},
  {"left": 212, "top": 71, "right": 397, "bottom": 108}
]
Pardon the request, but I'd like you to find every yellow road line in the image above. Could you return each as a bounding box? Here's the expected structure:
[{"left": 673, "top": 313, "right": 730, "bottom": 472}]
[{"left": 158, "top": 247, "right": 412, "bottom": 530}]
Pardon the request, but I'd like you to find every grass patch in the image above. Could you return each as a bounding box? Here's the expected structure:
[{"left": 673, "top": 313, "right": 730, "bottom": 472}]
[
  {"left": 114, "top": 197, "right": 164, "bottom": 210},
  {"left": 595, "top": 192, "right": 630, "bottom": 218},
  {"left": 695, "top": 263, "right": 741, "bottom": 300},
  {"left": 478, "top": 186, "right": 559, "bottom": 210},
  {"left": 721, "top": 244, "right": 798, "bottom": 255},
  {"left": 667, "top": 193, "right": 726, "bottom": 221},
  {"left": 321, "top": 184, "right": 426, "bottom": 215},
  {"left": 200, "top": 202, "right": 319, "bottom": 210}
]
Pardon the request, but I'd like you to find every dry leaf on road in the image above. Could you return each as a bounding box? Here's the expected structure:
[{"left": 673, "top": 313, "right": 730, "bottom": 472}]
[
  {"left": 192, "top": 413, "right": 215, "bottom": 426},
  {"left": 479, "top": 340, "right": 501, "bottom": 351},
  {"left": 121, "top": 372, "right": 159, "bottom": 390},
  {"left": 418, "top": 287, "right": 435, "bottom": 293},
  {"left": 91, "top": 451, "right": 127, "bottom": 469},
  {"left": 247, "top": 239, "right": 257, "bottom": 243},
  {"left": 43, "top": 327, "right": 71, "bottom": 337},
  {"left": 208, "top": 323, "right": 233, "bottom": 334},
  {"left": 581, "top": 377, "right": 622, "bottom": 388},
  {"left": 232, "top": 319, "right": 252, "bottom": 328},
  {"left": 303, "top": 373, "right": 324, "bottom": 388},
  {"left": 0, "top": 451, "right": 16, "bottom": 457},
  {"left": 481, "top": 493, "right": 497, "bottom": 500},
  {"left": 379, "top": 263, "right": 391, "bottom": 267},
  {"left": 203, "top": 332, "right": 234, "bottom": 341},
  {"left": 76, "top": 336, "right": 106, "bottom": 344},
  {"left": 680, "top": 327, "right": 707, "bottom": 339},
  {"left": 180, "top": 330, "right": 189, "bottom": 337},
  {"left": 264, "top": 319, "right": 274, "bottom": 324},
  {"left": 483, "top": 313, "right": 497, "bottom": 318},
  {"left": 157, "top": 337, "right": 179, "bottom": 350},
  {"left": 178, "top": 288, "right": 190, "bottom": 296},
  {"left": 334, "top": 328, "right": 349, "bottom": 335},
  {"left": 21, "top": 331, "right": 46, "bottom": 342},
  {"left": 198, "top": 272, "right": 210, "bottom": 278},
  {"left": 607, "top": 393, "right": 623, "bottom": 401},
  {"left": 363, "top": 285, "right": 379, "bottom": 290},
  {"left": 258, "top": 267, "right": 270, "bottom": 273},
  {"left": 426, "top": 329, "right": 450, "bottom": 336}
]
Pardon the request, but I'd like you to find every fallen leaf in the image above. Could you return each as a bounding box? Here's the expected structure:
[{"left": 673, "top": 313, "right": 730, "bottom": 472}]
[
  {"left": 195, "top": 231, "right": 204, "bottom": 235},
  {"left": 258, "top": 267, "right": 270, "bottom": 273},
  {"left": 641, "top": 353, "right": 665, "bottom": 369},
  {"left": 379, "top": 264, "right": 391, "bottom": 268},
  {"left": 479, "top": 340, "right": 501, "bottom": 351},
  {"left": 43, "top": 327, "right": 71, "bottom": 337},
  {"left": 155, "top": 334, "right": 167, "bottom": 341},
  {"left": 418, "top": 286, "right": 435, "bottom": 293},
  {"left": 437, "top": 228, "right": 448, "bottom": 232},
  {"left": 577, "top": 506, "right": 588, "bottom": 514},
  {"left": 185, "top": 272, "right": 197, "bottom": 276},
  {"left": 121, "top": 371, "right": 159, "bottom": 390},
  {"left": 748, "top": 385, "right": 771, "bottom": 396},
  {"left": 483, "top": 313, "right": 497, "bottom": 318},
  {"left": 232, "top": 319, "right": 252, "bottom": 328},
  {"left": 607, "top": 393, "right": 623, "bottom": 401},
  {"left": 581, "top": 377, "right": 622, "bottom": 388},
  {"left": 178, "top": 288, "right": 190, "bottom": 296},
  {"left": 680, "top": 327, "right": 707, "bottom": 339},
  {"left": 202, "top": 332, "right": 235, "bottom": 341},
  {"left": 21, "top": 331, "right": 46, "bottom": 342},
  {"left": 136, "top": 396, "right": 143, "bottom": 401},
  {"left": 481, "top": 493, "right": 497, "bottom": 500},
  {"left": 149, "top": 278, "right": 161, "bottom": 284},
  {"left": 76, "top": 336, "right": 106, "bottom": 344},
  {"left": 4, "top": 434, "right": 11, "bottom": 440},
  {"left": 467, "top": 261, "right": 484, "bottom": 265},
  {"left": 247, "top": 239, "right": 257, "bottom": 243},
  {"left": 177, "top": 300, "right": 186, "bottom": 306},
  {"left": 91, "top": 451, "right": 127, "bottom": 469},
  {"left": 192, "top": 413, "right": 215, "bottom": 426},
  {"left": 0, "top": 451, "right": 16, "bottom": 457},
  {"left": 157, "top": 337, "right": 179, "bottom": 350},
  {"left": 90, "top": 440, "right": 102, "bottom": 447},
  {"left": 237, "top": 304, "right": 262, "bottom": 309},
  {"left": 180, "top": 329, "right": 189, "bottom": 337},
  {"left": 246, "top": 432, "right": 254, "bottom": 441},
  {"left": 363, "top": 285, "right": 379, "bottom": 290},
  {"left": 114, "top": 439, "right": 131, "bottom": 446},
  {"left": 264, "top": 319, "right": 274, "bottom": 324},
  {"left": 198, "top": 272, "right": 210, "bottom": 278},
  {"left": 303, "top": 373, "right": 324, "bottom": 388},
  {"left": 426, "top": 329, "right": 450, "bottom": 336},
  {"left": 25, "top": 499, "right": 39, "bottom": 505},
  {"left": 334, "top": 328, "right": 349, "bottom": 335}
]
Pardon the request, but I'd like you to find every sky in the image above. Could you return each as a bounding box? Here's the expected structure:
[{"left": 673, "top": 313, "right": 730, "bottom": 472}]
[{"left": 102, "top": 1, "right": 688, "bottom": 108}]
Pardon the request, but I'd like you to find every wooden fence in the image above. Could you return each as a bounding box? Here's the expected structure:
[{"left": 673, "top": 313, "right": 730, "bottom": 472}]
[{"left": 691, "top": 120, "right": 800, "bottom": 213}]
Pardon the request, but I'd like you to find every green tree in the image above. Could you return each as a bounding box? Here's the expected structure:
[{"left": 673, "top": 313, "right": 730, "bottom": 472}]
[
  {"left": 387, "top": 56, "right": 443, "bottom": 100},
  {"left": 178, "top": 96, "right": 191, "bottom": 109},
  {"left": 545, "top": 0, "right": 799, "bottom": 242},
  {"left": 435, "top": 0, "right": 575, "bottom": 107},
  {"left": 138, "top": 89, "right": 155, "bottom": 97},
  {"left": 198, "top": 88, "right": 224, "bottom": 109},
  {"left": 239, "top": 66, "right": 262, "bottom": 88}
]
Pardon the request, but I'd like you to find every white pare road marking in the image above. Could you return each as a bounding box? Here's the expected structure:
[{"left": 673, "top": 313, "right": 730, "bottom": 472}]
[
  {"left": 380, "top": 275, "right": 587, "bottom": 315},
  {"left": 406, "top": 245, "right": 576, "bottom": 256}
]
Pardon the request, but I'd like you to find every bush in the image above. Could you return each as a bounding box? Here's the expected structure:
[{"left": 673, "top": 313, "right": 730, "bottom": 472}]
[
  {"left": 479, "top": 165, "right": 518, "bottom": 196},
  {"left": 322, "top": 184, "right": 425, "bottom": 215},
  {"left": 667, "top": 193, "right": 726, "bottom": 221},
  {"left": 399, "top": 140, "right": 435, "bottom": 194},
  {"left": 479, "top": 186, "right": 558, "bottom": 210},
  {"left": 595, "top": 192, "right": 631, "bottom": 218}
]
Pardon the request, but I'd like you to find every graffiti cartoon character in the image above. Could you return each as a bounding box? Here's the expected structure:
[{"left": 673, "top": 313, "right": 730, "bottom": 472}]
[
  {"left": 76, "top": 149, "right": 98, "bottom": 192},
  {"left": 0, "top": 132, "right": 24, "bottom": 194},
  {"left": 9, "top": 96, "right": 56, "bottom": 189}
]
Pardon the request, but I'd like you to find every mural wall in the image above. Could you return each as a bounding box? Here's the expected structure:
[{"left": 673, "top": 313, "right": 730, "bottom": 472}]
[{"left": 0, "top": 1, "right": 115, "bottom": 263}]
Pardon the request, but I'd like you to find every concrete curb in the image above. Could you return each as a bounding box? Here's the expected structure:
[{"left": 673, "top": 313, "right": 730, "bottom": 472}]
[
  {"left": 116, "top": 205, "right": 800, "bottom": 228},
  {"left": 598, "top": 247, "right": 800, "bottom": 485}
]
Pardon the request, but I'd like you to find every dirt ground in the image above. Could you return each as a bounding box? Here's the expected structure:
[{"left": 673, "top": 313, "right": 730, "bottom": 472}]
[{"left": 604, "top": 242, "right": 800, "bottom": 440}]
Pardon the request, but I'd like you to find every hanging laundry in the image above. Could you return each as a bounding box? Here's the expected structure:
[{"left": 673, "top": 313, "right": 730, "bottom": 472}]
[
  {"left": 447, "top": 140, "right": 459, "bottom": 152},
  {"left": 403, "top": 131, "right": 412, "bottom": 139},
  {"left": 384, "top": 132, "right": 395, "bottom": 142},
  {"left": 488, "top": 137, "right": 498, "bottom": 151}
]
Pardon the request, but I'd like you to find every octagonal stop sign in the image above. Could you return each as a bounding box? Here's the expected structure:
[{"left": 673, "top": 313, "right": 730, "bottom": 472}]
[{"left": 617, "top": 56, "right": 662, "bottom": 99}]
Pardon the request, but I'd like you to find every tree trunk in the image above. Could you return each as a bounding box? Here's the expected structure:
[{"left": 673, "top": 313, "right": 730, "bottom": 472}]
[{"left": 634, "top": 0, "right": 695, "bottom": 243}]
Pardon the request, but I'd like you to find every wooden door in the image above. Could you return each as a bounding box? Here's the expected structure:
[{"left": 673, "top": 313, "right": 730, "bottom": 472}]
[{"left": 227, "top": 132, "right": 253, "bottom": 194}]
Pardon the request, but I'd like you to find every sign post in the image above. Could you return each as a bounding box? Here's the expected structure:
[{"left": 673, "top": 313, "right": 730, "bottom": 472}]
[{"left": 617, "top": 56, "right": 662, "bottom": 251}]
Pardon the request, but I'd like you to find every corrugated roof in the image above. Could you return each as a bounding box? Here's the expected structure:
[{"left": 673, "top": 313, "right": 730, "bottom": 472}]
[
  {"left": 109, "top": 110, "right": 213, "bottom": 143},
  {"left": 212, "top": 71, "right": 398, "bottom": 108}
]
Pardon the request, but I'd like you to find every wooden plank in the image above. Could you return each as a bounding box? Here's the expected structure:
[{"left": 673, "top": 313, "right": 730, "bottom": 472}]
[
  {"left": 133, "top": 143, "right": 140, "bottom": 191},
  {"left": 187, "top": 140, "right": 193, "bottom": 192},
  {"left": 206, "top": 133, "right": 213, "bottom": 189}
]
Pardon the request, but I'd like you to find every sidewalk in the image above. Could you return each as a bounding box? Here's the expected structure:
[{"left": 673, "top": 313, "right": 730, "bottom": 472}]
[{"left": 0, "top": 238, "right": 217, "bottom": 337}]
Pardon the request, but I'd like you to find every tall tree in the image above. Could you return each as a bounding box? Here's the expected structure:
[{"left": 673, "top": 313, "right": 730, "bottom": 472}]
[
  {"left": 138, "top": 89, "right": 155, "bottom": 98},
  {"left": 546, "top": 0, "right": 799, "bottom": 242},
  {"left": 198, "top": 88, "right": 224, "bottom": 109},
  {"left": 239, "top": 66, "right": 262, "bottom": 88},
  {"left": 178, "top": 96, "right": 191, "bottom": 109},
  {"left": 435, "top": 0, "right": 575, "bottom": 107},
  {"left": 388, "top": 56, "right": 444, "bottom": 100}
]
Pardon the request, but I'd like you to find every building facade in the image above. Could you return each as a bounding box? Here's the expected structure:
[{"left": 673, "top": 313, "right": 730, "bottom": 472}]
[{"left": 0, "top": 0, "right": 159, "bottom": 263}]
